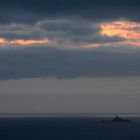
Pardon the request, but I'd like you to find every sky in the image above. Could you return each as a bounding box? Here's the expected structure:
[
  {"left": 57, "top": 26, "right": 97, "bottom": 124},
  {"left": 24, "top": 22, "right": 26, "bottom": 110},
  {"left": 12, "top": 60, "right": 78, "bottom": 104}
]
[{"left": 0, "top": 0, "right": 140, "bottom": 114}]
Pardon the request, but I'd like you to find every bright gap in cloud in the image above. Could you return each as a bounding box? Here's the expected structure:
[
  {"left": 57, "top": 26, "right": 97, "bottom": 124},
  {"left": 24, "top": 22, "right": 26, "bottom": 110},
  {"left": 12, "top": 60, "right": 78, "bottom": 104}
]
[
  {"left": 99, "top": 20, "right": 140, "bottom": 47},
  {"left": 0, "top": 38, "right": 49, "bottom": 46}
]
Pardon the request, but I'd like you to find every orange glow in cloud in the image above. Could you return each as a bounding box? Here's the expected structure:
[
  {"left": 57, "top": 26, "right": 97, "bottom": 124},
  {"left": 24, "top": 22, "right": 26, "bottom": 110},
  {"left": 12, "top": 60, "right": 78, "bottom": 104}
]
[
  {"left": 99, "top": 20, "right": 140, "bottom": 47},
  {"left": 0, "top": 38, "right": 49, "bottom": 46},
  {"left": 85, "top": 41, "right": 140, "bottom": 48},
  {"left": 10, "top": 39, "right": 49, "bottom": 45},
  {"left": 85, "top": 20, "right": 140, "bottom": 49},
  {"left": 0, "top": 38, "right": 8, "bottom": 45}
]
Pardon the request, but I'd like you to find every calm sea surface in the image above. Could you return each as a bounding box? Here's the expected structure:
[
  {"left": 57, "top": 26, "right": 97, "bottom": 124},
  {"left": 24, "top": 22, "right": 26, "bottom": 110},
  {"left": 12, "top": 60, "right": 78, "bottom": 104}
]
[{"left": 0, "top": 115, "right": 140, "bottom": 140}]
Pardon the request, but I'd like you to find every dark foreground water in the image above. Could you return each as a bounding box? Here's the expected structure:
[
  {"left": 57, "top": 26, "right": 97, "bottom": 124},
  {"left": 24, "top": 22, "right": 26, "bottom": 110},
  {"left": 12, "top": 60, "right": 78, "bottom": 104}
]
[{"left": 0, "top": 117, "right": 140, "bottom": 140}]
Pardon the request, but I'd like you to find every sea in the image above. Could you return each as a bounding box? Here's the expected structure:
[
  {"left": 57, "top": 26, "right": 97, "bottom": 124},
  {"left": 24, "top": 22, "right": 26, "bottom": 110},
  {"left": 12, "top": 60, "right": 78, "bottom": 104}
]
[{"left": 0, "top": 114, "right": 140, "bottom": 140}]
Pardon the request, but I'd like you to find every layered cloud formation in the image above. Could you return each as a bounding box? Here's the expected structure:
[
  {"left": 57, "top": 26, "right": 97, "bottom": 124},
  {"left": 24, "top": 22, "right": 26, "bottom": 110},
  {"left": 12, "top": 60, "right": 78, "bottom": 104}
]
[
  {"left": 0, "top": 0, "right": 139, "bottom": 80},
  {"left": 0, "top": 18, "right": 140, "bottom": 48}
]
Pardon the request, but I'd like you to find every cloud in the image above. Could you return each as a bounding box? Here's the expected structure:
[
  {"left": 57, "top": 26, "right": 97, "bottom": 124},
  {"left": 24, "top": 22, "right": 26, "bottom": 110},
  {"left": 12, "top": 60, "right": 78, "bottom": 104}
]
[
  {"left": 0, "top": 18, "right": 139, "bottom": 49},
  {"left": 100, "top": 20, "right": 140, "bottom": 47},
  {"left": 0, "top": 47, "right": 140, "bottom": 80},
  {"left": 0, "top": 18, "right": 100, "bottom": 48},
  {"left": 0, "top": 2, "right": 140, "bottom": 81},
  {"left": 0, "top": 0, "right": 140, "bottom": 29}
]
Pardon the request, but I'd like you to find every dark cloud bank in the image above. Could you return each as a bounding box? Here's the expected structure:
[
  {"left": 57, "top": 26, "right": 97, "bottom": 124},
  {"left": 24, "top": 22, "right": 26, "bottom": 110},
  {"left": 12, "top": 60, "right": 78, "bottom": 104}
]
[
  {"left": 0, "top": 47, "right": 140, "bottom": 80},
  {"left": 0, "top": 0, "right": 140, "bottom": 23}
]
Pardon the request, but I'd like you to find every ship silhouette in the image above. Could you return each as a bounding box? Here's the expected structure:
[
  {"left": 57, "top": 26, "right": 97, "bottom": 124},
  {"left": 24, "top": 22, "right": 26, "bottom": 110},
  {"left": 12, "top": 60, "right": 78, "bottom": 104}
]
[{"left": 102, "top": 115, "right": 132, "bottom": 123}]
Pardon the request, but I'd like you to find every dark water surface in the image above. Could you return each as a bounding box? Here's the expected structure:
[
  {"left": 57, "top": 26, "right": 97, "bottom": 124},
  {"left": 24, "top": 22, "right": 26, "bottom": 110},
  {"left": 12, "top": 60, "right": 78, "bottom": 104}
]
[{"left": 0, "top": 117, "right": 140, "bottom": 140}]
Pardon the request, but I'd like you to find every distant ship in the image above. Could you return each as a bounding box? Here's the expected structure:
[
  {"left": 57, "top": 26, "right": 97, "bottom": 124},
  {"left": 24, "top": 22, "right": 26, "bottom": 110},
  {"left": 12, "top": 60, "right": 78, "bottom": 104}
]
[{"left": 102, "top": 115, "right": 132, "bottom": 123}]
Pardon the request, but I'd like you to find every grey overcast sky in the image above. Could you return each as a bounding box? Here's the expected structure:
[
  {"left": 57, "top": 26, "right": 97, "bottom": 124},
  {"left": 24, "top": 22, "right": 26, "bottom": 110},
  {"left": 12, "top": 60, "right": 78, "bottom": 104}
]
[
  {"left": 0, "top": 77, "right": 140, "bottom": 113},
  {"left": 0, "top": 0, "right": 140, "bottom": 113}
]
